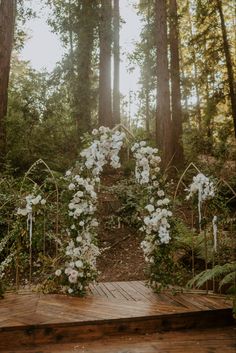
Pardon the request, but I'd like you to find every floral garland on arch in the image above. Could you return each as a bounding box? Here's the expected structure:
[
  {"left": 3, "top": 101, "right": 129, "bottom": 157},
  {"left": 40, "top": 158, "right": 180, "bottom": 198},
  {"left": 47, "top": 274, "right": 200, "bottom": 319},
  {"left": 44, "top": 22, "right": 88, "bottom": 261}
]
[
  {"left": 55, "top": 127, "right": 126, "bottom": 295},
  {"left": 131, "top": 142, "right": 172, "bottom": 272},
  {"left": 55, "top": 128, "right": 172, "bottom": 295}
]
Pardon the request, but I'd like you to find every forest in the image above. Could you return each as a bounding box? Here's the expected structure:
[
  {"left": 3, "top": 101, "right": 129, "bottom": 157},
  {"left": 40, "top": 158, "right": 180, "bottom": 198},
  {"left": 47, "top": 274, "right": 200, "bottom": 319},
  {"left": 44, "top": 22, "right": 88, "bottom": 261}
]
[
  {"left": 0, "top": 0, "right": 235, "bottom": 172},
  {"left": 0, "top": 2, "right": 235, "bottom": 350}
]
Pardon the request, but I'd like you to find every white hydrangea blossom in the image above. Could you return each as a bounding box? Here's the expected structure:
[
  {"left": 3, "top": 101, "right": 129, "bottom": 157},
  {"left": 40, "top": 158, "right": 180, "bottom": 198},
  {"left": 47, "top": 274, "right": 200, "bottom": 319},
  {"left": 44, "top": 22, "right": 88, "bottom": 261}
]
[{"left": 186, "top": 173, "right": 215, "bottom": 229}]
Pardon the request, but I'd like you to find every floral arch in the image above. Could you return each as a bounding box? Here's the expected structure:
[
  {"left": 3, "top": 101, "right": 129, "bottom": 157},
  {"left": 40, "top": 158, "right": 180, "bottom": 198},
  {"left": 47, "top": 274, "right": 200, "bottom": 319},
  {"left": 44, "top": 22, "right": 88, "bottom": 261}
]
[
  {"left": 15, "top": 126, "right": 172, "bottom": 296},
  {"left": 52, "top": 125, "right": 172, "bottom": 296}
]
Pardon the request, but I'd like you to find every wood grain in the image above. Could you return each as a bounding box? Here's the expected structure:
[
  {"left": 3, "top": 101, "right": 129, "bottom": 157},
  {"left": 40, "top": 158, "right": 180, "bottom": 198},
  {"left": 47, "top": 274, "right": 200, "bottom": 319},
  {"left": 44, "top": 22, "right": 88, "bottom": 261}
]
[
  {"left": 0, "top": 281, "right": 234, "bottom": 350},
  {"left": 2, "top": 327, "right": 236, "bottom": 353}
]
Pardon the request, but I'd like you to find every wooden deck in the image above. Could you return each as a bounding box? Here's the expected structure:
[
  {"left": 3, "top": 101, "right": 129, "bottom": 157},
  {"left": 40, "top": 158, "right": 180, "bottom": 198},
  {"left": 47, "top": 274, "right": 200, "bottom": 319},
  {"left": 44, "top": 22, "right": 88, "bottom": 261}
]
[
  {"left": 3, "top": 327, "right": 236, "bottom": 353},
  {"left": 0, "top": 281, "right": 234, "bottom": 351}
]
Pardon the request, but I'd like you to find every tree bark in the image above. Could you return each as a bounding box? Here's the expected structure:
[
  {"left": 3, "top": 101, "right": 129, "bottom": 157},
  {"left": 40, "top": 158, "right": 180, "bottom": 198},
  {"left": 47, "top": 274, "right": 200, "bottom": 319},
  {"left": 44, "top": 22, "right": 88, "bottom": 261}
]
[
  {"left": 186, "top": 0, "right": 202, "bottom": 131},
  {"left": 113, "top": 0, "right": 120, "bottom": 126},
  {"left": 99, "top": 0, "right": 112, "bottom": 128},
  {"left": 0, "top": 0, "right": 16, "bottom": 165},
  {"left": 74, "top": 2, "right": 96, "bottom": 140},
  {"left": 216, "top": 0, "right": 236, "bottom": 137},
  {"left": 145, "top": 0, "right": 151, "bottom": 137},
  {"left": 155, "top": 0, "right": 173, "bottom": 167},
  {"left": 169, "top": 0, "right": 184, "bottom": 166}
]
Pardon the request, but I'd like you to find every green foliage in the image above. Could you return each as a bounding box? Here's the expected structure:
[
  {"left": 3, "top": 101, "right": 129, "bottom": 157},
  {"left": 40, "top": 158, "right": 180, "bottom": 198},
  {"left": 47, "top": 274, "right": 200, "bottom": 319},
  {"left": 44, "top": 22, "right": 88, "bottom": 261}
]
[
  {"left": 148, "top": 243, "right": 185, "bottom": 292},
  {"left": 7, "top": 58, "right": 77, "bottom": 173},
  {"left": 103, "top": 177, "right": 144, "bottom": 229},
  {"left": 187, "top": 262, "right": 236, "bottom": 309}
]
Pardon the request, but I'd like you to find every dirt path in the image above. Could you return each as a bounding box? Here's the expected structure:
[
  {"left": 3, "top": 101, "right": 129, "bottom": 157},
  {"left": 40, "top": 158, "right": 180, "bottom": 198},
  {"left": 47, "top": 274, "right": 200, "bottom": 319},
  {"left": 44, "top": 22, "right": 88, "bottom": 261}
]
[{"left": 96, "top": 170, "right": 147, "bottom": 282}]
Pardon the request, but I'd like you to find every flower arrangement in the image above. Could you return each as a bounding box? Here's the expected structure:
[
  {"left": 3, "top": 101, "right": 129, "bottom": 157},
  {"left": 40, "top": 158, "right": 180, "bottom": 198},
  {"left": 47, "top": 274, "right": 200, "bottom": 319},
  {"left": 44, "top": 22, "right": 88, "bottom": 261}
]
[
  {"left": 186, "top": 173, "right": 215, "bottom": 230},
  {"left": 17, "top": 193, "right": 46, "bottom": 246},
  {"left": 55, "top": 174, "right": 99, "bottom": 295},
  {"left": 54, "top": 127, "right": 126, "bottom": 295},
  {"left": 132, "top": 141, "right": 174, "bottom": 289}
]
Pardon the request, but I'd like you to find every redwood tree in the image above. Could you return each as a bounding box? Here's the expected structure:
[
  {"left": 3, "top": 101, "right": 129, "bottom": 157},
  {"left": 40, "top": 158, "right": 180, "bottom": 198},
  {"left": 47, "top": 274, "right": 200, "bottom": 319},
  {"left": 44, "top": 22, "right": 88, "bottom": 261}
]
[
  {"left": 113, "top": 0, "right": 120, "bottom": 126},
  {"left": 155, "top": 0, "right": 173, "bottom": 167},
  {"left": 0, "top": 0, "right": 16, "bottom": 165},
  {"left": 216, "top": 0, "right": 236, "bottom": 137},
  {"left": 99, "top": 0, "right": 112, "bottom": 127},
  {"left": 169, "top": 0, "right": 184, "bottom": 165},
  {"left": 74, "top": 1, "right": 97, "bottom": 137}
]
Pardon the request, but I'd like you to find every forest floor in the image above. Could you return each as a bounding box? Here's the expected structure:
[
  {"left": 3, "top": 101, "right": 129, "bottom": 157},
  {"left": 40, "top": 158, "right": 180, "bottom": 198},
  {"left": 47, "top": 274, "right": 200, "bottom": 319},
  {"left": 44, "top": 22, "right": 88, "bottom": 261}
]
[{"left": 96, "top": 170, "right": 147, "bottom": 282}]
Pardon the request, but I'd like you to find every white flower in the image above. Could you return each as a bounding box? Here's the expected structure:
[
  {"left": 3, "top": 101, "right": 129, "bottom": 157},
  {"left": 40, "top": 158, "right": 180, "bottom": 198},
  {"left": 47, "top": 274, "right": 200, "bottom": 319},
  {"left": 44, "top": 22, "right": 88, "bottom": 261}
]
[
  {"left": 162, "top": 198, "right": 170, "bottom": 205},
  {"left": 145, "top": 204, "right": 155, "bottom": 213},
  {"left": 65, "top": 170, "right": 72, "bottom": 177},
  {"left": 40, "top": 199, "right": 46, "bottom": 205},
  {"left": 31, "top": 195, "right": 42, "bottom": 205},
  {"left": 157, "top": 190, "right": 165, "bottom": 197},
  {"left": 75, "top": 260, "right": 83, "bottom": 268},
  {"left": 17, "top": 208, "right": 28, "bottom": 216},
  {"left": 55, "top": 269, "right": 62, "bottom": 276},
  {"left": 68, "top": 183, "right": 76, "bottom": 191}
]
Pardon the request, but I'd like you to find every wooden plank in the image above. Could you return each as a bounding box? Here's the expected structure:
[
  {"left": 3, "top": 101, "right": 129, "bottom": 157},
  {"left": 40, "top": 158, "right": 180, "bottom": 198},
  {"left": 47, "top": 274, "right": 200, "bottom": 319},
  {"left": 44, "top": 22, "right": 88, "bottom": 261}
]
[
  {"left": 102, "top": 282, "right": 127, "bottom": 301},
  {"left": 0, "top": 308, "right": 234, "bottom": 349},
  {"left": 3, "top": 327, "right": 235, "bottom": 353},
  {"left": 116, "top": 282, "right": 146, "bottom": 301},
  {"left": 97, "top": 283, "right": 116, "bottom": 299},
  {"left": 163, "top": 293, "right": 203, "bottom": 311},
  {"left": 111, "top": 282, "right": 135, "bottom": 301},
  {"left": 0, "top": 280, "right": 234, "bottom": 350}
]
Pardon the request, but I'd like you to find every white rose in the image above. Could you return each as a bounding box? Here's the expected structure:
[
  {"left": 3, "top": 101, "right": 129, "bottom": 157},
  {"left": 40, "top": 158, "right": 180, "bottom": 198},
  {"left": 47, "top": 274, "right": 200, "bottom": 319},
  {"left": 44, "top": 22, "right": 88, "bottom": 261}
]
[
  {"left": 75, "top": 260, "right": 83, "bottom": 268},
  {"left": 68, "top": 183, "right": 76, "bottom": 191},
  {"left": 145, "top": 204, "right": 155, "bottom": 213},
  {"left": 55, "top": 269, "right": 62, "bottom": 276}
]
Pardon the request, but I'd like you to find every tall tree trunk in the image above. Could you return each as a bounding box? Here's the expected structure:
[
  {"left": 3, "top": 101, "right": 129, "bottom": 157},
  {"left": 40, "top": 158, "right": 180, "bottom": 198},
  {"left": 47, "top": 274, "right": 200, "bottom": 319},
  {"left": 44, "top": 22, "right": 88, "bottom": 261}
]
[
  {"left": 74, "top": 2, "right": 96, "bottom": 140},
  {"left": 186, "top": 0, "right": 201, "bottom": 131},
  {"left": 113, "top": 0, "right": 120, "bottom": 126},
  {"left": 99, "top": 0, "right": 112, "bottom": 128},
  {"left": 169, "top": 0, "right": 184, "bottom": 166},
  {"left": 216, "top": 0, "right": 236, "bottom": 137},
  {"left": 179, "top": 42, "right": 189, "bottom": 126},
  {"left": 145, "top": 0, "right": 151, "bottom": 137},
  {"left": 0, "top": 0, "right": 16, "bottom": 166},
  {"left": 155, "top": 0, "right": 173, "bottom": 168}
]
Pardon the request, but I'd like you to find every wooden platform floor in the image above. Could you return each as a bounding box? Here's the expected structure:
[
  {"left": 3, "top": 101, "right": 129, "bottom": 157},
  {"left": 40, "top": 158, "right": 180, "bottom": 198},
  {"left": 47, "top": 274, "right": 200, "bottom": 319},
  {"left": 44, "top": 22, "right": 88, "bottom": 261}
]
[
  {"left": 3, "top": 327, "right": 236, "bottom": 353},
  {"left": 0, "top": 281, "right": 232, "bottom": 328},
  {"left": 0, "top": 281, "right": 234, "bottom": 351}
]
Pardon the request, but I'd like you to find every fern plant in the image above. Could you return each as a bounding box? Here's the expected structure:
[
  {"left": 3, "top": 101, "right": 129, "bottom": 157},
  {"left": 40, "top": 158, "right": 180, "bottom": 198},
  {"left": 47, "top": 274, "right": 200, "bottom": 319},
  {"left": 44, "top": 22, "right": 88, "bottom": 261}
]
[{"left": 188, "top": 262, "right": 236, "bottom": 316}]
